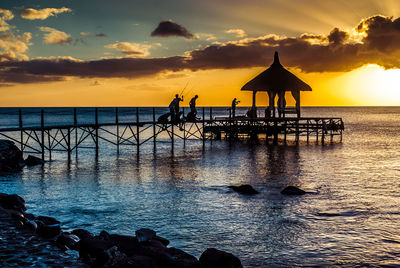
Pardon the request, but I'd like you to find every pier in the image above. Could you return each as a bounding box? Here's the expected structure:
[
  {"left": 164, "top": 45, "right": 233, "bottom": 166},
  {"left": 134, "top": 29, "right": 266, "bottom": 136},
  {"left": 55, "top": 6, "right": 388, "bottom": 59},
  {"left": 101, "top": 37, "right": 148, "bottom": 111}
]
[{"left": 0, "top": 107, "right": 344, "bottom": 161}]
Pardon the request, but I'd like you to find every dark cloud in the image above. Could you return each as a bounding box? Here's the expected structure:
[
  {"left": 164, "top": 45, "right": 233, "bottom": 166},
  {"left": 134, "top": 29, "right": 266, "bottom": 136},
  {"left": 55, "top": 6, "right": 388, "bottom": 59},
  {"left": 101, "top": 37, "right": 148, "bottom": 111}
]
[
  {"left": 151, "top": 20, "right": 195, "bottom": 39},
  {"left": 1, "top": 15, "right": 400, "bottom": 84}
]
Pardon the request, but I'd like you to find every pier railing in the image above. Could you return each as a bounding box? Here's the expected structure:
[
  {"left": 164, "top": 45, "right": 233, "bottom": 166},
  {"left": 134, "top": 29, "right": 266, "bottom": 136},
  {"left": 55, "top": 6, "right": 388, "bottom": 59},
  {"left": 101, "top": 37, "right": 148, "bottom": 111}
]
[{"left": 0, "top": 107, "right": 344, "bottom": 160}]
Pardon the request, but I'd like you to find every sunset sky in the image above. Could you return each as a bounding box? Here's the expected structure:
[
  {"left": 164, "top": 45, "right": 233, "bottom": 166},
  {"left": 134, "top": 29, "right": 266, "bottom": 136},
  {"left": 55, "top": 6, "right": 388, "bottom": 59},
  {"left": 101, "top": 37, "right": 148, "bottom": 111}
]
[{"left": 1, "top": 0, "right": 400, "bottom": 107}]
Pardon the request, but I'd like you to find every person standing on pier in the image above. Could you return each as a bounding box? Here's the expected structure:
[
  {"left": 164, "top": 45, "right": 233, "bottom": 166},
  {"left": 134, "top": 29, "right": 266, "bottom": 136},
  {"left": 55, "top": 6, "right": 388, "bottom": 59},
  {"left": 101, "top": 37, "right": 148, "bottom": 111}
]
[
  {"left": 232, "top": 98, "right": 240, "bottom": 119},
  {"left": 189, "top": 95, "right": 198, "bottom": 116},
  {"left": 169, "top": 94, "right": 183, "bottom": 121}
]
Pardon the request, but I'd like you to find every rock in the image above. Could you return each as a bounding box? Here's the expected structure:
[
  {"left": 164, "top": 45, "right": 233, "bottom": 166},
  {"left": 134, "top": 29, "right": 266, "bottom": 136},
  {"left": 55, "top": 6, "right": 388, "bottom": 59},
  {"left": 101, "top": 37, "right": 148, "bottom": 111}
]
[
  {"left": 24, "top": 213, "right": 36, "bottom": 220},
  {"left": 56, "top": 232, "right": 80, "bottom": 250},
  {"left": 136, "top": 228, "right": 156, "bottom": 243},
  {"left": 125, "top": 255, "right": 158, "bottom": 268},
  {"left": 36, "top": 216, "right": 61, "bottom": 238},
  {"left": 0, "top": 193, "right": 27, "bottom": 212},
  {"left": 228, "top": 185, "right": 259, "bottom": 195},
  {"left": 7, "top": 209, "right": 25, "bottom": 222},
  {"left": 281, "top": 186, "right": 306, "bottom": 195},
  {"left": 136, "top": 245, "right": 199, "bottom": 268},
  {"left": 199, "top": 248, "right": 243, "bottom": 268},
  {"left": 104, "top": 246, "right": 128, "bottom": 267},
  {"left": 108, "top": 234, "right": 140, "bottom": 256},
  {"left": 23, "top": 219, "right": 37, "bottom": 231},
  {"left": 99, "top": 230, "right": 110, "bottom": 240},
  {"left": 24, "top": 155, "right": 44, "bottom": 166},
  {"left": 153, "top": 235, "right": 170, "bottom": 247},
  {"left": 71, "top": 228, "right": 94, "bottom": 240},
  {"left": 78, "top": 237, "right": 113, "bottom": 266},
  {"left": 0, "top": 140, "right": 24, "bottom": 172}
]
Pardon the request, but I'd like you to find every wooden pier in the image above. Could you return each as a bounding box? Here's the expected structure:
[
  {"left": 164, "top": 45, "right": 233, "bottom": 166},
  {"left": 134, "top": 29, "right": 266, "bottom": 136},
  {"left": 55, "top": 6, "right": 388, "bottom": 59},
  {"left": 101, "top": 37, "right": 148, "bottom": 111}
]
[{"left": 0, "top": 107, "right": 344, "bottom": 161}]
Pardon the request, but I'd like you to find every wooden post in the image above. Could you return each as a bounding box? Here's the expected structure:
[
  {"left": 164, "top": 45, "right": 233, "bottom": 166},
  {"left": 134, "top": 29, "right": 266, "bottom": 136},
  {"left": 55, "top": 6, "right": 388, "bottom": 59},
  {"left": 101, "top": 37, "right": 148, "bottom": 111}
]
[
  {"left": 295, "top": 118, "right": 299, "bottom": 144},
  {"left": 67, "top": 127, "right": 71, "bottom": 161},
  {"left": 228, "top": 108, "right": 232, "bottom": 141},
  {"left": 273, "top": 119, "right": 278, "bottom": 144},
  {"left": 330, "top": 119, "right": 333, "bottom": 144},
  {"left": 136, "top": 107, "right": 139, "bottom": 154},
  {"left": 202, "top": 107, "right": 205, "bottom": 146},
  {"left": 306, "top": 120, "right": 310, "bottom": 144},
  {"left": 321, "top": 120, "right": 325, "bottom": 145},
  {"left": 210, "top": 107, "right": 212, "bottom": 121},
  {"left": 152, "top": 107, "right": 156, "bottom": 150},
  {"left": 116, "top": 107, "right": 119, "bottom": 153},
  {"left": 183, "top": 107, "right": 186, "bottom": 143},
  {"left": 19, "top": 109, "right": 23, "bottom": 152},
  {"left": 95, "top": 108, "right": 99, "bottom": 155},
  {"left": 41, "top": 109, "right": 45, "bottom": 161},
  {"left": 74, "top": 108, "right": 77, "bottom": 156},
  {"left": 316, "top": 120, "right": 319, "bottom": 144},
  {"left": 47, "top": 130, "right": 51, "bottom": 161},
  {"left": 283, "top": 119, "right": 287, "bottom": 144},
  {"left": 171, "top": 120, "right": 174, "bottom": 149}
]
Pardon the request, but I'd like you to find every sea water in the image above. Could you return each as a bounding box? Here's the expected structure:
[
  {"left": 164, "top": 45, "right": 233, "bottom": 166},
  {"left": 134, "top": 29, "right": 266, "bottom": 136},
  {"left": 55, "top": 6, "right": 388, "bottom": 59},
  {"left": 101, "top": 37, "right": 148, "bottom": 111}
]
[{"left": 0, "top": 107, "right": 399, "bottom": 266}]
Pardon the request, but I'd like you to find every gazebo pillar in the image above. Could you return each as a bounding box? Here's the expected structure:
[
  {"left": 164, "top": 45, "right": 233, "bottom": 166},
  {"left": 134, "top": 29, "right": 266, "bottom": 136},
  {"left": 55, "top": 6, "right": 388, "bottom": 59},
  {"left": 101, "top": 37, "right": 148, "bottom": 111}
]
[{"left": 252, "top": 91, "right": 257, "bottom": 108}]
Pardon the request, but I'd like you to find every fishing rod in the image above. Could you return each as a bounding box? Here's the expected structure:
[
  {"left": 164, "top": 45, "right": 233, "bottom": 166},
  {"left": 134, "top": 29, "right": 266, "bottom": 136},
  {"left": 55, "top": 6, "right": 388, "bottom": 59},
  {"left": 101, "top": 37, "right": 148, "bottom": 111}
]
[{"left": 179, "top": 82, "right": 189, "bottom": 97}]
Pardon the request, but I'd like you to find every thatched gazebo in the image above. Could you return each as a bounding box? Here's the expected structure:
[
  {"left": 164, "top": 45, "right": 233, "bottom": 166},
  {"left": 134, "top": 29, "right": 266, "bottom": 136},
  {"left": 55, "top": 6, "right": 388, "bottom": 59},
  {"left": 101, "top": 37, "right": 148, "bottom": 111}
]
[{"left": 241, "top": 51, "right": 311, "bottom": 118}]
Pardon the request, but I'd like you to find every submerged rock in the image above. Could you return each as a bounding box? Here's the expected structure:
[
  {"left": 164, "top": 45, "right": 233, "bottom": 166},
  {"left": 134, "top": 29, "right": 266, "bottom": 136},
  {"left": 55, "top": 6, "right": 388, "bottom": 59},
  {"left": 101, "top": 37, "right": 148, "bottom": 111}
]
[
  {"left": 199, "top": 248, "right": 243, "bottom": 268},
  {"left": 228, "top": 184, "right": 259, "bottom": 195},
  {"left": 25, "top": 155, "right": 44, "bottom": 166},
  {"left": 0, "top": 140, "right": 24, "bottom": 172},
  {"left": 281, "top": 186, "right": 306, "bottom": 195}
]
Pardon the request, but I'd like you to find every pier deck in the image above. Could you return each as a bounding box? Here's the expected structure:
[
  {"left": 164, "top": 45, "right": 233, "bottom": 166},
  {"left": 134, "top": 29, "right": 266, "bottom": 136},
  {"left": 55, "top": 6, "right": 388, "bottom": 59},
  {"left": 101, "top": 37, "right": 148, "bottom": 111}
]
[{"left": 0, "top": 107, "right": 344, "bottom": 160}]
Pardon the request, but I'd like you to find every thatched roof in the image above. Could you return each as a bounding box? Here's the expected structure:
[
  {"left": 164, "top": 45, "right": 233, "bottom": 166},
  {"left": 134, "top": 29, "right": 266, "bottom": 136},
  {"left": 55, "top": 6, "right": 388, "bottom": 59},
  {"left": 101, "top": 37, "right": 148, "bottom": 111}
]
[{"left": 241, "top": 52, "right": 312, "bottom": 92}]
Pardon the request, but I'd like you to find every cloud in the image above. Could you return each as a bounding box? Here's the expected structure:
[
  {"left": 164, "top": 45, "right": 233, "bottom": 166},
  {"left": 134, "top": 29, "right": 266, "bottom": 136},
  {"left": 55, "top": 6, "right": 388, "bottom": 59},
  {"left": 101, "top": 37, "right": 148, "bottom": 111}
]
[
  {"left": 20, "top": 7, "right": 71, "bottom": 20},
  {"left": 0, "top": 32, "right": 31, "bottom": 61},
  {"left": 105, "top": 42, "right": 152, "bottom": 57},
  {"left": 0, "top": 9, "right": 14, "bottom": 32},
  {"left": 80, "top": 32, "right": 107, "bottom": 38},
  {"left": 225, "top": 29, "right": 247, "bottom": 38},
  {"left": 2, "top": 15, "right": 400, "bottom": 84},
  {"left": 196, "top": 33, "right": 216, "bottom": 41},
  {"left": 39, "top": 27, "right": 72, "bottom": 45},
  {"left": 151, "top": 20, "right": 195, "bottom": 39}
]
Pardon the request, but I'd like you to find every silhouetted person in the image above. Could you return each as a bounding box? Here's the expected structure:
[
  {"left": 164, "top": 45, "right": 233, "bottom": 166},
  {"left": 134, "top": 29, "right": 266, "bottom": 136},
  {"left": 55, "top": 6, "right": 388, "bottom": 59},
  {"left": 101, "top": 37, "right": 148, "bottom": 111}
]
[
  {"left": 189, "top": 95, "right": 198, "bottom": 115},
  {"left": 232, "top": 98, "right": 240, "bottom": 119},
  {"left": 169, "top": 94, "right": 183, "bottom": 121},
  {"left": 277, "top": 91, "right": 286, "bottom": 118}
]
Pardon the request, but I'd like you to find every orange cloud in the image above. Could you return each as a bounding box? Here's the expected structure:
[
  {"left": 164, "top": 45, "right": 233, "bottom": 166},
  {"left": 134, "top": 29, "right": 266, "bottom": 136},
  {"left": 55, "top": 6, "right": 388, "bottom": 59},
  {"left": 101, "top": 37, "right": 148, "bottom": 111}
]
[
  {"left": 105, "top": 42, "right": 152, "bottom": 57},
  {"left": 21, "top": 7, "right": 71, "bottom": 20},
  {"left": 2, "top": 15, "right": 400, "bottom": 85},
  {"left": 39, "top": 27, "right": 72, "bottom": 45},
  {"left": 0, "top": 9, "right": 14, "bottom": 32},
  {"left": 225, "top": 29, "right": 247, "bottom": 38}
]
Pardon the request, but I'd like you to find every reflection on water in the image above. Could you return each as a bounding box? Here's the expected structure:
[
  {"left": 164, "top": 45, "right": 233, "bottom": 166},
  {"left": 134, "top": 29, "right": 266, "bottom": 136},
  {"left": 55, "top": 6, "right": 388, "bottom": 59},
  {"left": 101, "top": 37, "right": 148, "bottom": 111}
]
[{"left": 1, "top": 107, "right": 400, "bottom": 266}]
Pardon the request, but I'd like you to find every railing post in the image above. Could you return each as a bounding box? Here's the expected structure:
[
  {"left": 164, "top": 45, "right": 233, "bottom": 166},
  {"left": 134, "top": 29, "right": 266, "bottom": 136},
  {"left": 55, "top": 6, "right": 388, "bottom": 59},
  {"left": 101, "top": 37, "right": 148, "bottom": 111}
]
[
  {"left": 95, "top": 108, "right": 99, "bottom": 155},
  {"left": 152, "top": 107, "right": 156, "bottom": 150},
  {"left": 19, "top": 109, "right": 23, "bottom": 152},
  {"left": 116, "top": 107, "right": 119, "bottom": 153},
  {"left": 41, "top": 109, "right": 45, "bottom": 160},
  {"left": 136, "top": 107, "right": 139, "bottom": 154}
]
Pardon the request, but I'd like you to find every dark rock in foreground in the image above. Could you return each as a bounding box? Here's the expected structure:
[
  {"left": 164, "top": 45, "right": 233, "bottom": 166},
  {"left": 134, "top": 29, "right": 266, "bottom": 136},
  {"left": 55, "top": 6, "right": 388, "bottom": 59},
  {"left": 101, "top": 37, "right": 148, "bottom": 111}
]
[
  {"left": 0, "top": 193, "right": 243, "bottom": 267},
  {"left": 228, "top": 184, "right": 259, "bottom": 195},
  {"left": 200, "top": 248, "right": 243, "bottom": 268},
  {"left": 0, "top": 193, "right": 27, "bottom": 212},
  {"left": 0, "top": 140, "right": 24, "bottom": 172},
  {"left": 281, "top": 186, "right": 306, "bottom": 195},
  {"left": 25, "top": 155, "right": 44, "bottom": 166}
]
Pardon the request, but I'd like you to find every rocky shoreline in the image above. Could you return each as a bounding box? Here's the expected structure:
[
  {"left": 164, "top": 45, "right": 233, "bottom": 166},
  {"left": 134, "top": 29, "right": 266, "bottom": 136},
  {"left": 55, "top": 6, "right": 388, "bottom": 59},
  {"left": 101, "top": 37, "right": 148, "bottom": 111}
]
[{"left": 0, "top": 192, "right": 243, "bottom": 267}]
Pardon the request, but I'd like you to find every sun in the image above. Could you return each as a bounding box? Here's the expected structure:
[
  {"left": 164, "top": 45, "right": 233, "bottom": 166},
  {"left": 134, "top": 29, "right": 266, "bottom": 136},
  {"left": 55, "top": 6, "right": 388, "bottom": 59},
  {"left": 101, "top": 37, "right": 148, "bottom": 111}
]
[{"left": 342, "top": 65, "right": 400, "bottom": 106}]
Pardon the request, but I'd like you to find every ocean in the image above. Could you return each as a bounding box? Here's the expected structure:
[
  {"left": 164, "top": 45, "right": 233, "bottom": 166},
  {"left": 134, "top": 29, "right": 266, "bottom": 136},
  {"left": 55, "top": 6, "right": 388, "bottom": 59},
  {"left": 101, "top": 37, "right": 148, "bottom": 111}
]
[{"left": 0, "top": 106, "right": 399, "bottom": 267}]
